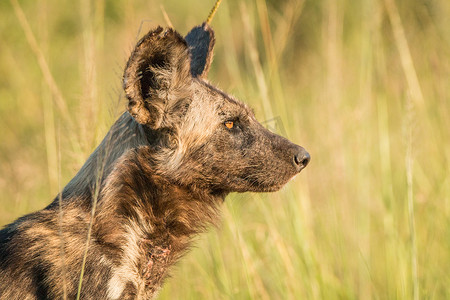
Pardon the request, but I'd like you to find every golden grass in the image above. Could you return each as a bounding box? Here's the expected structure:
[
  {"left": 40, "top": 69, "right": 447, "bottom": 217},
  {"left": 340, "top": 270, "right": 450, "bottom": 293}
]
[{"left": 0, "top": 0, "right": 449, "bottom": 298}]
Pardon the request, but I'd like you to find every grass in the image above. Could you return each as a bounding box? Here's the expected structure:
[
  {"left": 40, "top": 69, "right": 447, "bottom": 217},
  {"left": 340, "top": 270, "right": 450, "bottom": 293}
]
[{"left": 1, "top": 0, "right": 450, "bottom": 298}]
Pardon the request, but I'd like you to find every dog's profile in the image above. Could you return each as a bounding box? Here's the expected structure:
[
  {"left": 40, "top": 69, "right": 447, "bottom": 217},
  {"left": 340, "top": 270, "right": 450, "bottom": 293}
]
[{"left": 0, "top": 24, "right": 309, "bottom": 299}]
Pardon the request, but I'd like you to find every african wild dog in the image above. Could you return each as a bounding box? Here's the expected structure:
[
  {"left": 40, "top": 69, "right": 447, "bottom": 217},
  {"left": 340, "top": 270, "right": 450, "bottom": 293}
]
[{"left": 0, "top": 24, "right": 309, "bottom": 299}]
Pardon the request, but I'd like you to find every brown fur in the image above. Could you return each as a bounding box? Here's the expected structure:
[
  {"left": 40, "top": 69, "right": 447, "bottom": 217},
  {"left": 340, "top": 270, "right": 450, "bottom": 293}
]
[{"left": 0, "top": 26, "right": 309, "bottom": 299}]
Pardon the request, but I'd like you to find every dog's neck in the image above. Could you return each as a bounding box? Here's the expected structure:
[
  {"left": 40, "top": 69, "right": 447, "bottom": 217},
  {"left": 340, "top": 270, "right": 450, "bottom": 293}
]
[
  {"left": 91, "top": 147, "right": 223, "bottom": 297},
  {"left": 60, "top": 112, "right": 147, "bottom": 200}
]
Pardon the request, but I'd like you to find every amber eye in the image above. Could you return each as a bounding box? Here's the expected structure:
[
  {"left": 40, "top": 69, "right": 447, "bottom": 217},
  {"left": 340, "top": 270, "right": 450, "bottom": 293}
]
[{"left": 224, "top": 121, "right": 234, "bottom": 129}]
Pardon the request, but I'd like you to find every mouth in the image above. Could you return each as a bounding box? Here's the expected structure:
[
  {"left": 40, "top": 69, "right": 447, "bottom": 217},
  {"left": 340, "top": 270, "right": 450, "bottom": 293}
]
[
  {"left": 231, "top": 157, "right": 308, "bottom": 193},
  {"left": 240, "top": 172, "right": 299, "bottom": 193}
]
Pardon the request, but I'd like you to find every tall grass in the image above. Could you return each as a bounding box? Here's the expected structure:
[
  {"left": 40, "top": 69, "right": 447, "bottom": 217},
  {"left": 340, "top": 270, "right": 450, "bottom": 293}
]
[{"left": 1, "top": 0, "right": 449, "bottom": 298}]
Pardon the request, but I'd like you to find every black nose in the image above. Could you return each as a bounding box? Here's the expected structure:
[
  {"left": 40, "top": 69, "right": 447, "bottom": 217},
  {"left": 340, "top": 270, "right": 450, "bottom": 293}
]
[{"left": 293, "top": 149, "right": 310, "bottom": 171}]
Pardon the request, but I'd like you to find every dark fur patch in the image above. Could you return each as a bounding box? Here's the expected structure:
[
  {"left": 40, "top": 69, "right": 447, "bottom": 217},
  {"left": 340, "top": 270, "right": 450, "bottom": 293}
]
[{"left": 185, "top": 23, "right": 215, "bottom": 78}]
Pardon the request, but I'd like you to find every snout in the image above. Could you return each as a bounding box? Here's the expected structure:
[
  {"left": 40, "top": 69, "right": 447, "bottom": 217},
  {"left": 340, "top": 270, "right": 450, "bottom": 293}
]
[{"left": 293, "top": 147, "right": 310, "bottom": 172}]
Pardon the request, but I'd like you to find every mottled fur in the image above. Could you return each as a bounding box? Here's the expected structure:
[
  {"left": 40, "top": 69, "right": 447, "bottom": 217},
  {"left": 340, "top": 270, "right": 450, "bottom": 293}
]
[{"left": 0, "top": 25, "right": 309, "bottom": 299}]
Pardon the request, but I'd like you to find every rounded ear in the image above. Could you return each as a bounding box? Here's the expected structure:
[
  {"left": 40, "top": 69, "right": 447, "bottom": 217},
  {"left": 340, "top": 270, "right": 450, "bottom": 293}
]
[
  {"left": 185, "top": 23, "right": 215, "bottom": 78},
  {"left": 123, "top": 27, "right": 192, "bottom": 128}
]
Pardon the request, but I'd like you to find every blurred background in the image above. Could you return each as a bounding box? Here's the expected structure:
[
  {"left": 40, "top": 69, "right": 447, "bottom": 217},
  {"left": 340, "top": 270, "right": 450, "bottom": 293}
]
[{"left": 1, "top": 0, "right": 449, "bottom": 298}]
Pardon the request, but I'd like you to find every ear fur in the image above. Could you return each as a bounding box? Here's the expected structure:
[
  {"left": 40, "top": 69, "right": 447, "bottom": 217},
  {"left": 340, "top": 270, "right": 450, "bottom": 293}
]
[
  {"left": 123, "top": 27, "right": 192, "bottom": 128},
  {"left": 185, "top": 23, "right": 215, "bottom": 78}
]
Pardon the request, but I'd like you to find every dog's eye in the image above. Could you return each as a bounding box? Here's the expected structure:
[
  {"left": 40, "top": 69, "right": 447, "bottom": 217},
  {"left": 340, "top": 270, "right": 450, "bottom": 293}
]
[{"left": 224, "top": 121, "right": 234, "bottom": 129}]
